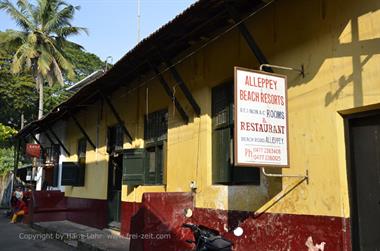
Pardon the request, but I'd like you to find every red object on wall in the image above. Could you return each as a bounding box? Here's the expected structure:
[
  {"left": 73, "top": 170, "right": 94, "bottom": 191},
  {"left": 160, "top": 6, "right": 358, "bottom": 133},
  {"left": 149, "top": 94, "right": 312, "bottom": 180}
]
[{"left": 26, "top": 143, "right": 41, "bottom": 157}]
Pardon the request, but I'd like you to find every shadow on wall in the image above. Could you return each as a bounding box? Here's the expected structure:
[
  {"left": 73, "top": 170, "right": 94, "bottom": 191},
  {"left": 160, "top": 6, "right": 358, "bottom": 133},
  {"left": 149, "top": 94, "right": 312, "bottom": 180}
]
[
  {"left": 271, "top": 0, "right": 380, "bottom": 107},
  {"left": 218, "top": 0, "right": 380, "bottom": 249}
]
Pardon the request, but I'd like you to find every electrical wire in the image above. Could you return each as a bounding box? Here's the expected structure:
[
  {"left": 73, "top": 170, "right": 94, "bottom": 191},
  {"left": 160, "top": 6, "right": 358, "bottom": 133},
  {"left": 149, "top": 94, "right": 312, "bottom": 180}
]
[{"left": 123, "top": 0, "right": 275, "bottom": 96}]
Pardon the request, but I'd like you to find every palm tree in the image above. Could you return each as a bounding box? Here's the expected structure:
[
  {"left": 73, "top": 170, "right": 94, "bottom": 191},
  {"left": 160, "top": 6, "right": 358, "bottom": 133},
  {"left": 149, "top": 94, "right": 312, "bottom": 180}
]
[{"left": 0, "top": 0, "right": 87, "bottom": 120}]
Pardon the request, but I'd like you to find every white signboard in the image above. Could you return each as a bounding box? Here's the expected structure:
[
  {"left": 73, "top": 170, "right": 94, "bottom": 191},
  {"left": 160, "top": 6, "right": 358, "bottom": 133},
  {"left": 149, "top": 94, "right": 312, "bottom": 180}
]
[{"left": 234, "top": 67, "right": 289, "bottom": 167}]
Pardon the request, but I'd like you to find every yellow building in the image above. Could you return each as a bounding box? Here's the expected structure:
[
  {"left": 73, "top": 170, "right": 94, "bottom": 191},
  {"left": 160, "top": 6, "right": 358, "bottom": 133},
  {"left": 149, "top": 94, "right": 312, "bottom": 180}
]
[{"left": 17, "top": 0, "right": 380, "bottom": 250}]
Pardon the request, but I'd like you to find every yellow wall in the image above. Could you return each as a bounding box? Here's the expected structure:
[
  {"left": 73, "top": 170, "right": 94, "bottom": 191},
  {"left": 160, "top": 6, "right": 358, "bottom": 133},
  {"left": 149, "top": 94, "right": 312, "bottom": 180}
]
[{"left": 62, "top": 0, "right": 380, "bottom": 219}]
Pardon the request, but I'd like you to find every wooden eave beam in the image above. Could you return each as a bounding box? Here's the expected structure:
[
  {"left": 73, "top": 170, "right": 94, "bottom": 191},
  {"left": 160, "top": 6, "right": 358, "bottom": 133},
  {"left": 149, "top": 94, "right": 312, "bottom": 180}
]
[
  {"left": 68, "top": 111, "right": 96, "bottom": 150},
  {"left": 42, "top": 129, "right": 55, "bottom": 146},
  {"left": 159, "top": 53, "right": 201, "bottom": 116},
  {"left": 31, "top": 134, "right": 45, "bottom": 152},
  {"left": 48, "top": 128, "right": 71, "bottom": 156},
  {"left": 100, "top": 93, "right": 133, "bottom": 142},
  {"left": 148, "top": 61, "right": 189, "bottom": 124},
  {"left": 224, "top": 1, "right": 273, "bottom": 72}
]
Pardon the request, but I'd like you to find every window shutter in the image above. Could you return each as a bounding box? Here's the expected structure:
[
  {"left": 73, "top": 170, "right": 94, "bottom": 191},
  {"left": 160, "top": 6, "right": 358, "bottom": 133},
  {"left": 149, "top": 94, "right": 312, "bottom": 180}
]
[
  {"left": 115, "top": 124, "right": 124, "bottom": 151},
  {"left": 61, "top": 162, "right": 85, "bottom": 186},
  {"left": 212, "top": 127, "right": 232, "bottom": 183},
  {"left": 122, "top": 149, "right": 146, "bottom": 186},
  {"left": 156, "top": 145, "right": 164, "bottom": 184},
  {"left": 76, "top": 164, "right": 85, "bottom": 186},
  {"left": 61, "top": 162, "right": 79, "bottom": 186},
  {"left": 212, "top": 83, "right": 232, "bottom": 183}
]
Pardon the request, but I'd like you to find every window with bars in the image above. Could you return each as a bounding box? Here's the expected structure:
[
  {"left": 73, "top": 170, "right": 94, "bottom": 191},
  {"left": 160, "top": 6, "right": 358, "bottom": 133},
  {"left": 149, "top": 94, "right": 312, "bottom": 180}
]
[
  {"left": 212, "top": 82, "right": 260, "bottom": 185},
  {"left": 144, "top": 109, "right": 168, "bottom": 143},
  {"left": 107, "top": 123, "right": 124, "bottom": 153}
]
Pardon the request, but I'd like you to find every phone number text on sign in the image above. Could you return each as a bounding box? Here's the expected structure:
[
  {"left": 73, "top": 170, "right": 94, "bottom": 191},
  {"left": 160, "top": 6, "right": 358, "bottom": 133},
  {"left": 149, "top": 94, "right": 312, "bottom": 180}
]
[{"left": 234, "top": 67, "right": 289, "bottom": 167}]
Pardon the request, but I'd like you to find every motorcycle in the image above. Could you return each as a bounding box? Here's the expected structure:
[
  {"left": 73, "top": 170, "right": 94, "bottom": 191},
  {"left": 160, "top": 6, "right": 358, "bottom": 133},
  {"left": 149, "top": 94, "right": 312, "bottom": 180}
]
[{"left": 182, "top": 223, "right": 233, "bottom": 251}]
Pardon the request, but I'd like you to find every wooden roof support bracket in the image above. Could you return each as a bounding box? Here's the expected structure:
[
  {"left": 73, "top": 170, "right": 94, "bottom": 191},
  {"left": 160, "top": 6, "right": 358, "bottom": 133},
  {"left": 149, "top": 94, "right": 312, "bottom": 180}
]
[
  {"left": 68, "top": 111, "right": 97, "bottom": 150},
  {"left": 148, "top": 61, "right": 189, "bottom": 124},
  {"left": 224, "top": 1, "right": 273, "bottom": 73},
  {"left": 100, "top": 92, "right": 133, "bottom": 142},
  {"left": 42, "top": 129, "right": 55, "bottom": 146},
  {"left": 48, "top": 128, "right": 71, "bottom": 156},
  {"left": 159, "top": 53, "right": 201, "bottom": 117},
  {"left": 31, "top": 133, "right": 45, "bottom": 152}
]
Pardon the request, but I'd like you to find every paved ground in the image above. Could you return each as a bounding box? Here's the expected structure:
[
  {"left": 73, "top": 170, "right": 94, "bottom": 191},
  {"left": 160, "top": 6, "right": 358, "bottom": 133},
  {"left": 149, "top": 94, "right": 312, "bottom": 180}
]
[
  {"left": 0, "top": 210, "right": 74, "bottom": 251},
  {"left": 33, "top": 220, "right": 130, "bottom": 251}
]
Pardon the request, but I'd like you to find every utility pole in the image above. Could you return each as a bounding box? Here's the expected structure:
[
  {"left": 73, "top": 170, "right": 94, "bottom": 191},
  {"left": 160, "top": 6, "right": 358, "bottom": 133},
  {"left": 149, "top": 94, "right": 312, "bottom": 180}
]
[
  {"left": 137, "top": 0, "right": 141, "bottom": 43},
  {"left": 20, "top": 113, "right": 24, "bottom": 129}
]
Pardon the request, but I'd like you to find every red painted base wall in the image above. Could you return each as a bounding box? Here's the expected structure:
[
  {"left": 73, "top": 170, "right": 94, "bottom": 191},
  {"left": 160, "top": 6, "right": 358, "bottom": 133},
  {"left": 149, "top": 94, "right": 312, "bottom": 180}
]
[
  {"left": 66, "top": 196, "right": 107, "bottom": 229},
  {"left": 121, "top": 192, "right": 352, "bottom": 251},
  {"left": 192, "top": 208, "right": 351, "bottom": 251},
  {"left": 121, "top": 192, "right": 194, "bottom": 251},
  {"left": 29, "top": 191, "right": 107, "bottom": 229}
]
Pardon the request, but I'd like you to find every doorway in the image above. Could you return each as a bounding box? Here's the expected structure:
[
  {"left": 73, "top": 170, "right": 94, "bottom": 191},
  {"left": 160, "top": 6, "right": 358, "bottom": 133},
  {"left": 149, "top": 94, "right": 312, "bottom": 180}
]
[
  {"left": 346, "top": 112, "right": 380, "bottom": 250},
  {"left": 107, "top": 154, "right": 123, "bottom": 228}
]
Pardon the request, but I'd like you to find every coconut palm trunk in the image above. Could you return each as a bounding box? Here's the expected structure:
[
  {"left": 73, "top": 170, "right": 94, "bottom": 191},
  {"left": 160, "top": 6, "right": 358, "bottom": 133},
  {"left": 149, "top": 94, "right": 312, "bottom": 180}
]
[{"left": 38, "top": 77, "right": 44, "bottom": 120}]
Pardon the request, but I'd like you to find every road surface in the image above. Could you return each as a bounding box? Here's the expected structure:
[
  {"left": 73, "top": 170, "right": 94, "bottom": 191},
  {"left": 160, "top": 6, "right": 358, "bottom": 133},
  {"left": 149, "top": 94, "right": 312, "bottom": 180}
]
[{"left": 0, "top": 210, "right": 74, "bottom": 251}]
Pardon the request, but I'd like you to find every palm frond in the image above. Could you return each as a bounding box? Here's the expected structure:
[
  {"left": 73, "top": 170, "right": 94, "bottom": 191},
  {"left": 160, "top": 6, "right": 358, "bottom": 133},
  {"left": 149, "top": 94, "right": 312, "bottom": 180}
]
[
  {"left": 45, "top": 71, "right": 54, "bottom": 86},
  {"left": 0, "top": 0, "right": 34, "bottom": 31},
  {"left": 61, "top": 40, "right": 84, "bottom": 50},
  {"left": 56, "top": 26, "right": 88, "bottom": 38},
  {"left": 16, "top": 0, "right": 33, "bottom": 22},
  {"left": 12, "top": 43, "right": 30, "bottom": 73},
  {"left": 37, "top": 48, "right": 53, "bottom": 77},
  {"left": 51, "top": 59, "right": 64, "bottom": 86},
  {"left": 0, "top": 30, "right": 26, "bottom": 53},
  {"left": 17, "top": 0, "right": 38, "bottom": 27},
  {"left": 43, "top": 4, "right": 73, "bottom": 33}
]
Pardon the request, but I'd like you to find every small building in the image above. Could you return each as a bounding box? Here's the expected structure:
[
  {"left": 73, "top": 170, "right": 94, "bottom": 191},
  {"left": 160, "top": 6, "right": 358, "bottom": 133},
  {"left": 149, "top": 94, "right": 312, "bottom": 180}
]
[{"left": 16, "top": 0, "right": 380, "bottom": 250}]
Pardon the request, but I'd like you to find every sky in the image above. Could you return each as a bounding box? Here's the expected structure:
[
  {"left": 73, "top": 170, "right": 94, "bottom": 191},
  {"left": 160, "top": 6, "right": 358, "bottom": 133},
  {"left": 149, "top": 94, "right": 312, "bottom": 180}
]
[{"left": 0, "top": 0, "right": 197, "bottom": 63}]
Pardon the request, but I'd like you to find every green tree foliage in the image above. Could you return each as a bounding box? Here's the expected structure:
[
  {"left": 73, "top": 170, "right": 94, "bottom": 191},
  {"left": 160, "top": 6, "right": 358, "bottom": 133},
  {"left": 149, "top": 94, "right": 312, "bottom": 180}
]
[
  {"left": 0, "top": 147, "right": 15, "bottom": 175},
  {"left": 0, "top": 123, "right": 17, "bottom": 146},
  {"left": 64, "top": 42, "right": 105, "bottom": 83},
  {"left": 0, "top": 56, "right": 37, "bottom": 127},
  {"left": 0, "top": 123, "right": 17, "bottom": 175}
]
